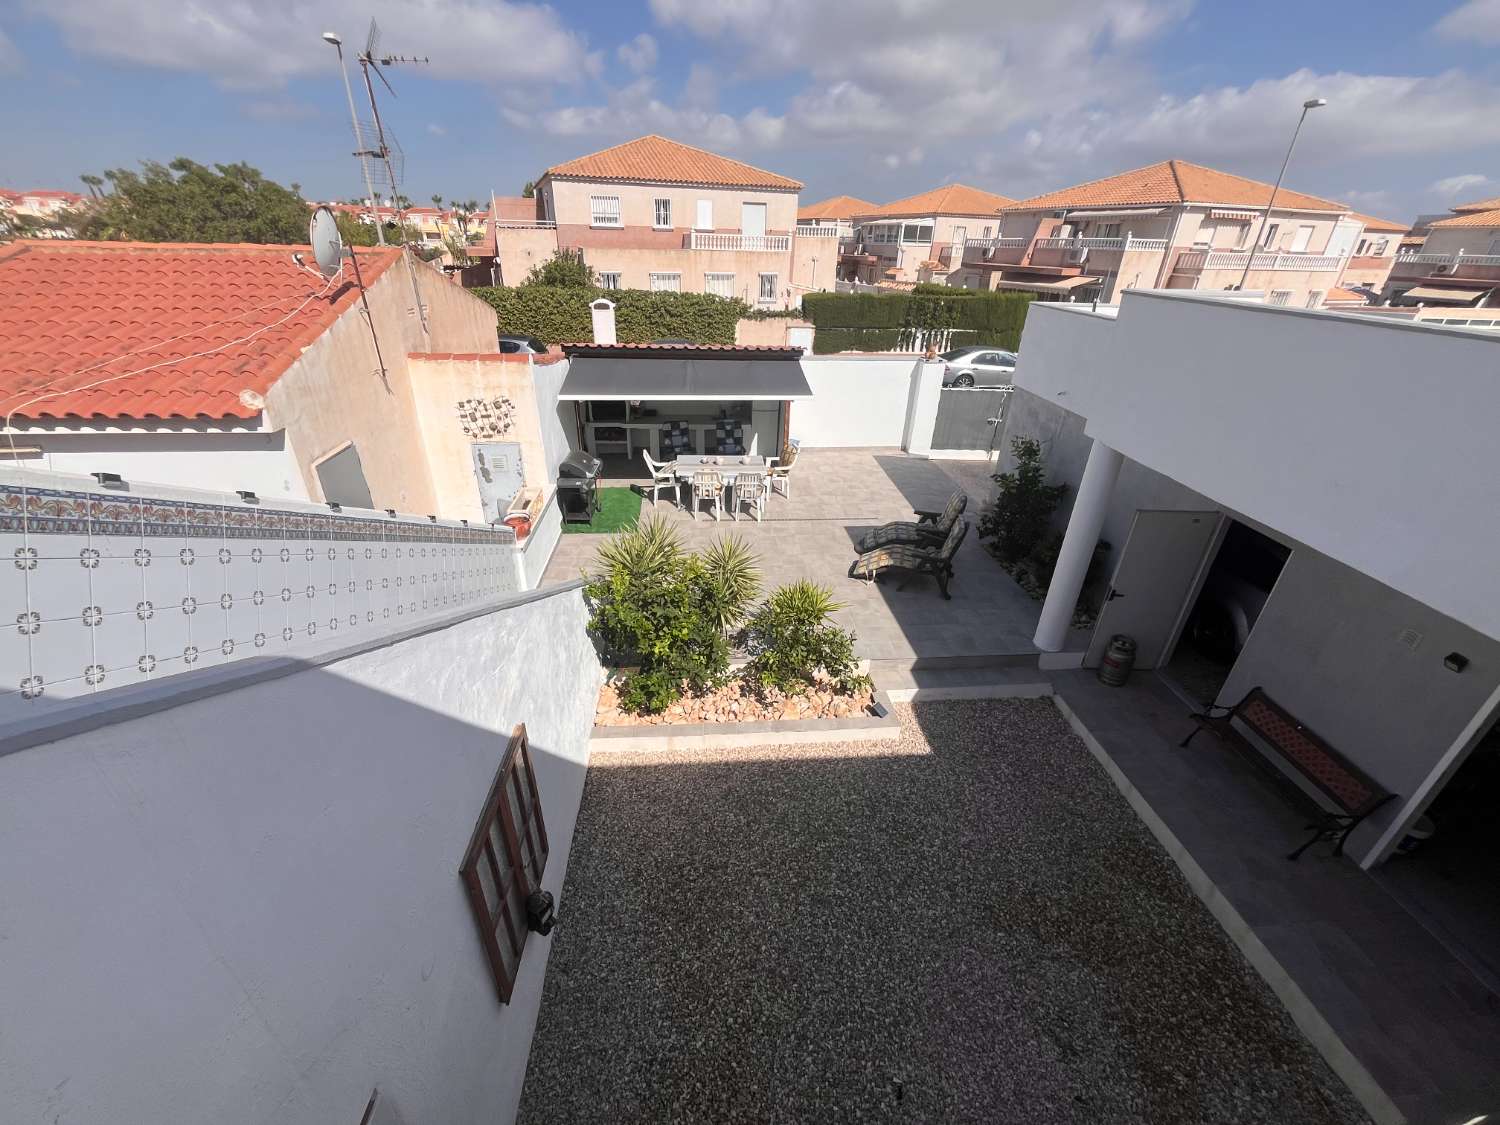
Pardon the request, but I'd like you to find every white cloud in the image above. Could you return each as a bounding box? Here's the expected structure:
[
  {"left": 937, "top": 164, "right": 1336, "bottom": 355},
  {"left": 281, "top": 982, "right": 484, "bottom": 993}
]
[
  {"left": 19, "top": 0, "right": 589, "bottom": 89},
  {"left": 0, "top": 24, "right": 22, "bottom": 74},
  {"left": 1434, "top": 0, "right": 1500, "bottom": 44},
  {"left": 427, "top": 122, "right": 448, "bottom": 136},
  {"left": 616, "top": 32, "right": 657, "bottom": 75},
  {"left": 1429, "top": 173, "right": 1490, "bottom": 198}
]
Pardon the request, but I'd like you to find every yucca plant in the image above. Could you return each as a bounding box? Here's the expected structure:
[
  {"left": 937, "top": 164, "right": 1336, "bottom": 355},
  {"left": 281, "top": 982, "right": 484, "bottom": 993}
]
[
  {"left": 741, "top": 580, "right": 866, "bottom": 695},
  {"left": 592, "top": 515, "right": 683, "bottom": 585},
  {"left": 698, "top": 535, "right": 762, "bottom": 635}
]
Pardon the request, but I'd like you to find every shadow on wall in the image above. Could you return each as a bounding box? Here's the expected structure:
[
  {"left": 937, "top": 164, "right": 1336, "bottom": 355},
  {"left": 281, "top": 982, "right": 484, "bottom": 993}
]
[{"left": 0, "top": 598, "right": 600, "bottom": 1125}]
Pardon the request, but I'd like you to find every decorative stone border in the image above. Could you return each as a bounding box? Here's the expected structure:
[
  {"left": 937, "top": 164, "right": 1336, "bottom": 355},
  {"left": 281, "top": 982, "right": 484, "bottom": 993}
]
[{"left": 589, "top": 688, "right": 902, "bottom": 753}]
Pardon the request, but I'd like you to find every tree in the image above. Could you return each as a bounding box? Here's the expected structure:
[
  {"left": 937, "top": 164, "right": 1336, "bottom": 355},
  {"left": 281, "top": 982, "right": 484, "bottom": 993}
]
[
  {"left": 71, "top": 158, "right": 308, "bottom": 244},
  {"left": 444, "top": 234, "right": 471, "bottom": 267},
  {"left": 335, "top": 211, "right": 379, "bottom": 247},
  {"left": 524, "top": 248, "right": 595, "bottom": 287},
  {"left": 431, "top": 193, "right": 444, "bottom": 209},
  {"left": 521, "top": 181, "right": 535, "bottom": 198},
  {"left": 79, "top": 173, "right": 106, "bottom": 201}
]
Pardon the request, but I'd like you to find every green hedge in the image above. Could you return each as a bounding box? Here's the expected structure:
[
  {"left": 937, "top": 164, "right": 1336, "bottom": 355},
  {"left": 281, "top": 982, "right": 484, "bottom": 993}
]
[
  {"left": 471, "top": 285, "right": 748, "bottom": 346},
  {"left": 801, "top": 290, "right": 1033, "bottom": 353}
]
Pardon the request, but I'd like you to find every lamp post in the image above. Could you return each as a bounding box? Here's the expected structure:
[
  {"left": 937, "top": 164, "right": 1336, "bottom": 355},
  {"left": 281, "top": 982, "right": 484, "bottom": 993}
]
[
  {"left": 322, "top": 31, "right": 386, "bottom": 246},
  {"left": 1239, "top": 97, "right": 1326, "bottom": 292}
]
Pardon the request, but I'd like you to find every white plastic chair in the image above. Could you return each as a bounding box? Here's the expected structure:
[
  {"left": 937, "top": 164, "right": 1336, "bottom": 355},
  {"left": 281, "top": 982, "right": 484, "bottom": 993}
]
[
  {"left": 641, "top": 450, "right": 680, "bottom": 508},
  {"left": 690, "top": 470, "right": 724, "bottom": 521},
  {"left": 732, "top": 472, "right": 768, "bottom": 521},
  {"left": 768, "top": 439, "right": 800, "bottom": 499}
]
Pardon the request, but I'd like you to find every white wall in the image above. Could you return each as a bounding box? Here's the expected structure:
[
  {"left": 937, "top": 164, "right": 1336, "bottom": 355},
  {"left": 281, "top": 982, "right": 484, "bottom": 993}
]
[
  {"left": 1016, "top": 291, "right": 1500, "bottom": 642},
  {"left": 0, "top": 585, "right": 602, "bottom": 1125},
  {"left": 532, "top": 358, "right": 575, "bottom": 476},
  {"left": 16, "top": 429, "right": 308, "bottom": 500},
  {"left": 792, "top": 355, "right": 921, "bottom": 447}
]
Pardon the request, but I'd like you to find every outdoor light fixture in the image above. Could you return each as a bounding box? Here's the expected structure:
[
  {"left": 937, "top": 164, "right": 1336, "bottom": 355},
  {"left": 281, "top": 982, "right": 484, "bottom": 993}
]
[
  {"left": 327, "top": 501, "right": 342, "bottom": 512},
  {"left": 91, "top": 471, "right": 124, "bottom": 487},
  {"left": 1239, "top": 96, "right": 1327, "bottom": 292},
  {"left": 1444, "top": 652, "right": 1469, "bottom": 673},
  {"left": 525, "top": 889, "right": 556, "bottom": 935},
  {"left": 236, "top": 490, "right": 258, "bottom": 503},
  {"left": 427, "top": 514, "right": 437, "bottom": 522},
  {"left": 385, "top": 508, "right": 397, "bottom": 517},
  {"left": 320, "top": 30, "right": 341, "bottom": 45}
]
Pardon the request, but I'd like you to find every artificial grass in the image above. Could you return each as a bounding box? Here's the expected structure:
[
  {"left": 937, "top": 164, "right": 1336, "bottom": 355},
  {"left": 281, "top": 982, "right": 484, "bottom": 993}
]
[{"left": 560, "top": 486, "right": 642, "bottom": 534}]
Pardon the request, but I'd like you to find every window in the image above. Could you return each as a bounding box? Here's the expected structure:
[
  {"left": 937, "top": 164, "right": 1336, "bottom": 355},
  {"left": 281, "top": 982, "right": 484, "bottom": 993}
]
[
  {"left": 1489, "top": 238, "right": 1500, "bottom": 255},
  {"left": 1355, "top": 239, "right": 1370, "bottom": 256},
  {"left": 902, "top": 223, "right": 934, "bottom": 243},
  {"left": 1305, "top": 290, "right": 1325, "bottom": 309},
  {"left": 649, "top": 272, "right": 681, "bottom": 292},
  {"left": 590, "top": 195, "right": 621, "bottom": 227},
  {"left": 1261, "top": 222, "right": 1280, "bottom": 248},
  {"left": 696, "top": 199, "right": 713, "bottom": 230},
  {"left": 1374, "top": 238, "right": 1390, "bottom": 255},
  {"left": 1098, "top": 222, "right": 1122, "bottom": 239},
  {"left": 1267, "top": 290, "right": 1293, "bottom": 306},
  {"left": 598, "top": 272, "right": 621, "bottom": 290},
  {"left": 758, "top": 273, "right": 778, "bottom": 303},
  {"left": 982, "top": 226, "right": 993, "bottom": 238},
  {"left": 654, "top": 197, "right": 672, "bottom": 229},
  {"left": 459, "top": 724, "right": 550, "bottom": 1003},
  {"left": 704, "top": 272, "right": 735, "bottom": 297}
]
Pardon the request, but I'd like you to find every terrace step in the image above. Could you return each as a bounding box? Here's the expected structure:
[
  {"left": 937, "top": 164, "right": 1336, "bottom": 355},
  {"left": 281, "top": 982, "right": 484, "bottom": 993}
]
[{"left": 869, "top": 659, "right": 1055, "bottom": 702}]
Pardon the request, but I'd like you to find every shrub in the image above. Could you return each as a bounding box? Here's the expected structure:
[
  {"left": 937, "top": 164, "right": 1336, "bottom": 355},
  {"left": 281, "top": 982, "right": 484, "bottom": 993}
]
[
  {"left": 699, "top": 536, "right": 761, "bottom": 635},
  {"left": 802, "top": 289, "right": 1033, "bottom": 353},
  {"left": 979, "top": 436, "right": 1068, "bottom": 564},
  {"left": 525, "top": 248, "right": 595, "bottom": 287},
  {"left": 741, "top": 581, "right": 868, "bottom": 695},
  {"left": 473, "top": 285, "right": 748, "bottom": 346}
]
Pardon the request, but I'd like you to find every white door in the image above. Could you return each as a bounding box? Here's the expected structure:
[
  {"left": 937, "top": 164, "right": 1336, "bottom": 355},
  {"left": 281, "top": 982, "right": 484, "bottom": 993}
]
[
  {"left": 1085, "top": 510, "right": 1222, "bottom": 669},
  {"left": 741, "top": 202, "right": 767, "bottom": 238},
  {"left": 1290, "top": 224, "right": 1314, "bottom": 253},
  {"left": 696, "top": 199, "right": 713, "bottom": 230}
]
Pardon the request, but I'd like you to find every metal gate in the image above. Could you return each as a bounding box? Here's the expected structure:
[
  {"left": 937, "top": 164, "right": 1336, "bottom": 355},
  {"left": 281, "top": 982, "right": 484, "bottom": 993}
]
[{"left": 930, "top": 387, "right": 1011, "bottom": 453}]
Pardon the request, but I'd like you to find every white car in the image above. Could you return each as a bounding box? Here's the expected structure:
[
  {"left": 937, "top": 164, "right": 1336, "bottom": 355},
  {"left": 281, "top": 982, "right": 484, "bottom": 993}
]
[{"left": 940, "top": 347, "right": 1017, "bottom": 387}]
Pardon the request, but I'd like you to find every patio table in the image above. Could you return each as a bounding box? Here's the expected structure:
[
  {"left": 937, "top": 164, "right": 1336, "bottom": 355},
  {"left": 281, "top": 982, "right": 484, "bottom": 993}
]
[{"left": 672, "top": 454, "right": 769, "bottom": 485}]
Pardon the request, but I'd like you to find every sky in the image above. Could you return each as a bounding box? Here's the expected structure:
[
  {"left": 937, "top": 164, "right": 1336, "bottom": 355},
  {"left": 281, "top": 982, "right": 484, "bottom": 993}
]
[{"left": 3, "top": 0, "right": 1500, "bottom": 223}]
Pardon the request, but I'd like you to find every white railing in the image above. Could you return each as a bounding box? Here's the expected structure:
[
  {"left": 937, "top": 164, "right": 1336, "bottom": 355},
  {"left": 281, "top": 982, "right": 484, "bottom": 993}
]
[
  {"left": 964, "top": 237, "right": 1027, "bottom": 250},
  {"left": 1035, "top": 236, "right": 1127, "bottom": 251},
  {"left": 1128, "top": 238, "right": 1169, "bottom": 251},
  {"left": 689, "top": 232, "right": 791, "bottom": 252},
  {"left": 795, "top": 225, "right": 841, "bottom": 238},
  {"left": 1178, "top": 250, "right": 1345, "bottom": 272},
  {"left": 1396, "top": 250, "right": 1500, "bottom": 268},
  {"left": 492, "top": 218, "right": 557, "bottom": 229}
]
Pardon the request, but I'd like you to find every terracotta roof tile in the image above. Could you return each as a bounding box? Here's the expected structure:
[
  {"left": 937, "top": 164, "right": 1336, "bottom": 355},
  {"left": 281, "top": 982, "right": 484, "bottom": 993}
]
[
  {"left": 1451, "top": 195, "right": 1500, "bottom": 214},
  {"left": 854, "top": 184, "right": 1016, "bottom": 219},
  {"left": 1323, "top": 287, "right": 1369, "bottom": 304},
  {"left": 1009, "top": 159, "right": 1346, "bottom": 213},
  {"left": 0, "top": 240, "right": 403, "bottom": 422},
  {"left": 1349, "top": 212, "right": 1408, "bottom": 233},
  {"left": 1428, "top": 207, "right": 1500, "bottom": 229},
  {"left": 798, "top": 194, "right": 876, "bottom": 221},
  {"left": 544, "top": 135, "right": 802, "bottom": 190}
]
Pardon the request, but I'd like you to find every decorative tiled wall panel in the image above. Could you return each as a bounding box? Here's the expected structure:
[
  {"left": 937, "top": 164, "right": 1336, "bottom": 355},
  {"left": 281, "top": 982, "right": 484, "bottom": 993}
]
[{"left": 1, "top": 473, "right": 520, "bottom": 715}]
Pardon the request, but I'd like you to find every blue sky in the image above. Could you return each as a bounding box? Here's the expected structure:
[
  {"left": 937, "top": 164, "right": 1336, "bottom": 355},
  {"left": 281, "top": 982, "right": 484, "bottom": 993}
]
[{"left": 4, "top": 0, "right": 1499, "bottom": 222}]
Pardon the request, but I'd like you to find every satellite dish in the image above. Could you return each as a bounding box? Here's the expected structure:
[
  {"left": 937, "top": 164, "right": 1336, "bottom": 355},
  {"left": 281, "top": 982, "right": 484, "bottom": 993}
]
[{"left": 309, "top": 206, "right": 345, "bottom": 279}]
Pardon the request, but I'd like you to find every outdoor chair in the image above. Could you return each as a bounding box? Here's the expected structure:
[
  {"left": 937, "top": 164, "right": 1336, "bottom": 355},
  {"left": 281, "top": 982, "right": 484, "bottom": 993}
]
[
  {"left": 713, "top": 419, "right": 746, "bottom": 455},
  {"left": 848, "top": 517, "right": 968, "bottom": 599},
  {"left": 641, "top": 450, "right": 680, "bottom": 509},
  {"left": 731, "top": 471, "right": 768, "bottom": 522},
  {"left": 768, "top": 438, "right": 800, "bottom": 499},
  {"left": 854, "top": 489, "right": 968, "bottom": 552},
  {"left": 659, "top": 420, "right": 696, "bottom": 460},
  {"left": 689, "top": 470, "right": 725, "bottom": 522}
]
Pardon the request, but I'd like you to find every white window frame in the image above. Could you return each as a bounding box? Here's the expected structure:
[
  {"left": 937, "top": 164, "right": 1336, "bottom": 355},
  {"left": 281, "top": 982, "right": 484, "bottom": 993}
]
[
  {"left": 1097, "top": 222, "right": 1122, "bottom": 239},
  {"left": 757, "top": 272, "right": 778, "bottom": 303},
  {"left": 598, "top": 272, "right": 621, "bottom": 290},
  {"left": 1267, "top": 290, "right": 1293, "bottom": 307},
  {"left": 695, "top": 199, "right": 713, "bottom": 231},
  {"left": 653, "top": 197, "right": 672, "bottom": 229},
  {"left": 704, "top": 272, "right": 735, "bottom": 298},
  {"left": 901, "top": 223, "right": 934, "bottom": 244},
  {"left": 1261, "top": 222, "right": 1280, "bottom": 248},
  {"left": 1305, "top": 290, "right": 1324, "bottom": 309},
  {"left": 649, "top": 272, "right": 681, "bottom": 293},
  {"left": 590, "top": 195, "right": 621, "bottom": 228}
]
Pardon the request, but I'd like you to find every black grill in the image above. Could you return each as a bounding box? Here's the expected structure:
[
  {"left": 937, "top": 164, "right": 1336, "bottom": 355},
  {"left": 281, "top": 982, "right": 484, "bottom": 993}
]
[{"left": 556, "top": 451, "right": 602, "bottom": 523}]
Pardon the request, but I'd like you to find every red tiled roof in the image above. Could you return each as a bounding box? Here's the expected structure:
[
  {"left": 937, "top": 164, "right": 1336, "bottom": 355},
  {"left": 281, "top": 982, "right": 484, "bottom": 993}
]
[
  {"left": 1349, "top": 212, "right": 1408, "bottom": 233},
  {"left": 1452, "top": 195, "right": 1500, "bottom": 214},
  {"left": 1323, "top": 287, "right": 1369, "bottom": 304},
  {"left": 1009, "top": 159, "right": 1346, "bottom": 213},
  {"left": 1428, "top": 207, "right": 1500, "bottom": 229},
  {"left": 544, "top": 135, "right": 802, "bottom": 190},
  {"left": 0, "top": 240, "right": 403, "bottom": 422},
  {"left": 854, "top": 184, "right": 1016, "bottom": 219},
  {"left": 799, "top": 194, "right": 876, "bottom": 221}
]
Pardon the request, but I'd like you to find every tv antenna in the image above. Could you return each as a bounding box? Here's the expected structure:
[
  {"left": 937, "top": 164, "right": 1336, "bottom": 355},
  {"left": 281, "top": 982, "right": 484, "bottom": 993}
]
[{"left": 305, "top": 205, "right": 390, "bottom": 384}]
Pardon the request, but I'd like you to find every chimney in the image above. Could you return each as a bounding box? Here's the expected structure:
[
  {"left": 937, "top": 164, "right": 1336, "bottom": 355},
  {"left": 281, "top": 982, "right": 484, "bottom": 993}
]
[{"left": 590, "top": 297, "right": 617, "bottom": 345}]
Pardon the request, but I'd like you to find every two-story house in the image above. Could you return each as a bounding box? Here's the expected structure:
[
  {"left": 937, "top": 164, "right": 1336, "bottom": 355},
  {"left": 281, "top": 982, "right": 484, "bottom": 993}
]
[
  {"left": 841, "top": 185, "right": 1018, "bottom": 287},
  {"left": 479, "top": 136, "right": 816, "bottom": 309},
  {"left": 1333, "top": 213, "right": 1409, "bottom": 298},
  {"left": 1381, "top": 195, "right": 1500, "bottom": 322},
  {"left": 966, "top": 160, "right": 1358, "bottom": 308},
  {"left": 797, "top": 195, "right": 874, "bottom": 237}
]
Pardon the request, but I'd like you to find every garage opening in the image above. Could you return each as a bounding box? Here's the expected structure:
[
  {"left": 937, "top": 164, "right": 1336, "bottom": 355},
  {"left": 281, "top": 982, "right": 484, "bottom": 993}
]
[{"left": 1163, "top": 520, "right": 1290, "bottom": 707}]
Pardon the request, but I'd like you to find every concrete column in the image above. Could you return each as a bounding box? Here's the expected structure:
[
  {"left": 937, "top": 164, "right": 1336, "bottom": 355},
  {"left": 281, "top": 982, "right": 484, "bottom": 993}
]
[
  {"left": 1033, "top": 439, "right": 1123, "bottom": 651},
  {"left": 902, "top": 360, "right": 945, "bottom": 457}
]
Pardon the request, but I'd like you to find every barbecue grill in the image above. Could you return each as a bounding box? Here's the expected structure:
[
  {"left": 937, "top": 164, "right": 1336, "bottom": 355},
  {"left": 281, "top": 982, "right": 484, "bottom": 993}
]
[{"left": 556, "top": 450, "right": 603, "bottom": 523}]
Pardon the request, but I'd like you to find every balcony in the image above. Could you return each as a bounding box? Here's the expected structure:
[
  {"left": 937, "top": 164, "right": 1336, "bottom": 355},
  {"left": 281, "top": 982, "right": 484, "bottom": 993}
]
[
  {"left": 1174, "top": 249, "right": 1345, "bottom": 273},
  {"left": 794, "top": 225, "right": 841, "bottom": 238},
  {"left": 1033, "top": 236, "right": 1171, "bottom": 252},
  {"left": 1392, "top": 250, "right": 1500, "bottom": 276},
  {"left": 688, "top": 232, "right": 791, "bottom": 252},
  {"left": 492, "top": 218, "right": 557, "bottom": 229}
]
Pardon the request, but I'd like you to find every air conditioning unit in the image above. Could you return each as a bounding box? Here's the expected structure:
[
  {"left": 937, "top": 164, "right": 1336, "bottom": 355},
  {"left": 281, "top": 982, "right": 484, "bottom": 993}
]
[
  {"left": 1063, "top": 249, "right": 1086, "bottom": 265},
  {"left": 984, "top": 246, "right": 996, "bottom": 260},
  {"left": 1434, "top": 263, "right": 1453, "bottom": 274}
]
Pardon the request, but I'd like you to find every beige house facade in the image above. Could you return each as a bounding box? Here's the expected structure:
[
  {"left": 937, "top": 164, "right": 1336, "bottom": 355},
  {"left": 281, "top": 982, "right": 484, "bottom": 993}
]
[
  {"left": 842, "top": 184, "right": 1018, "bottom": 286},
  {"left": 1381, "top": 196, "right": 1500, "bottom": 318}
]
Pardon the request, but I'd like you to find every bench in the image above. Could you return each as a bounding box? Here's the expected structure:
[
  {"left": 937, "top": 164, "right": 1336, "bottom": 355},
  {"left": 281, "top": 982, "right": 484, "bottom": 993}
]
[{"left": 1180, "top": 687, "right": 1396, "bottom": 861}]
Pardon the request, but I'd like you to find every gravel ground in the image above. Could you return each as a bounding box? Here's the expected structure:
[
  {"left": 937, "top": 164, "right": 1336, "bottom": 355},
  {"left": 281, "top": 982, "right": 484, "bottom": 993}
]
[{"left": 517, "top": 700, "right": 1370, "bottom": 1125}]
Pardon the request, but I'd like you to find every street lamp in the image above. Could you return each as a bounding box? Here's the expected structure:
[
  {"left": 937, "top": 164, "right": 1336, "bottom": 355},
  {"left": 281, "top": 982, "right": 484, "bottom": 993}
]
[
  {"left": 323, "top": 30, "right": 386, "bottom": 246},
  {"left": 1239, "top": 97, "right": 1326, "bottom": 292}
]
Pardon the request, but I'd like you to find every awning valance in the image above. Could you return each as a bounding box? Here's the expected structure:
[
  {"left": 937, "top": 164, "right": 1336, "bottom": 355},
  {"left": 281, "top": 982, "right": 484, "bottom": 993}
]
[
  {"left": 1063, "top": 207, "right": 1164, "bottom": 219},
  {"left": 1209, "top": 209, "right": 1259, "bottom": 222},
  {"left": 1401, "top": 285, "right": 1490, "bottom": 303},
  {"left": 996, "top": 275, "right": 1102, "bottom": 294},
  {"left": 558, "top": 357, "right": 814, "bottom": 401}
]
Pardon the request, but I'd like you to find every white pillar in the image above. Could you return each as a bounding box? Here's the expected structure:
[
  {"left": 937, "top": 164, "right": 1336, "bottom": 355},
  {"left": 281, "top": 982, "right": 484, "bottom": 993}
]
[
  {"left": 902, "top": 359, "right": 945, "bottom": 457},
  {"left": 589, "top": 297, "right": 617, "bottom": 345},
  {"left": 1033, "top": 439, "right": 1123, "bottom": 651}
]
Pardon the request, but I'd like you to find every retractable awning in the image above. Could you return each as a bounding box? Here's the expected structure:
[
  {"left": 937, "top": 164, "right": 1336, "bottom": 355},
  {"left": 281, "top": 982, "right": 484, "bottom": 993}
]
[
  {"left": 558, "top": 356, "right": 814, "bottom": 401},
  {"left": 1063, "top": 207, "right": 1165, "bottom": 218},
  {"left": 996, "top": 276, "right": 1102, "bottom": 294},
  {"left": 1209, "top": 209, "right": 1259, "bottom": 222},
  {"left": 1401, "top": 285, "right": 1490, "bottom": 303}
]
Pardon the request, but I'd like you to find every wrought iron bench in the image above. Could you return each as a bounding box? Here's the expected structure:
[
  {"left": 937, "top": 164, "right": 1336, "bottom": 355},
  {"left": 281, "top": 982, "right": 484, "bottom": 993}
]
[
  {"left": 848, "top": 518, "right": 968, "bottom": 599},
  {"left": 853, "top": 489, "right": 967, "bottom": 553},
  {"left": 1180, "top": 686, "right": 1396, "bottom": 860}
]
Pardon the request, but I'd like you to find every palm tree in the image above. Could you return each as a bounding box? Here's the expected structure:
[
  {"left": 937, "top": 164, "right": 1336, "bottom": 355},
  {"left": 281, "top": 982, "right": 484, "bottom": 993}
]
[
  {"left": 79, "top": 173, "right": 105, "bottom": 200},
  {"left": 431, "top": 193, "right": 443, "bottom": 209}
]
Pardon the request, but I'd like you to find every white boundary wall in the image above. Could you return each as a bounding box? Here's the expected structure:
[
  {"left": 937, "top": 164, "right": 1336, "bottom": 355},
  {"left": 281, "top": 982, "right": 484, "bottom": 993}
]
[{"left": 792, "top": 355, "right": 946, "bottom": 454}]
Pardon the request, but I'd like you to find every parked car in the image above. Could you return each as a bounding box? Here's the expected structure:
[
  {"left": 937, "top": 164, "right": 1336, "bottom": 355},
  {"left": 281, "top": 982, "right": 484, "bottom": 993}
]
[
  {"left": 940, "top": 347, "right": 1017, "bottom": 387},
  {"left": 499, "top": 334, "right": 547, "bottom": 354}
]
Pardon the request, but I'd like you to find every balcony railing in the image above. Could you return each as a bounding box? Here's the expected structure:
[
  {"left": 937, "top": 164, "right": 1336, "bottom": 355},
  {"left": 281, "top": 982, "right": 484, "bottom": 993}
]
[
  {"left": 1176, "top": 249, "right": 1345, "bottom": 272},
  {"left": 689, "top": 232, "right": 791, "bottom": 252},
  {"left": 492, "top": 218, "right": 557, "bottom": 229},
  {"left": 963, "top": 236, "right": 1027, "bottom": 250},
  {"left": 794, "top": 225, "right": 841, "bottom": 238},
  {"left": 1396, "top": 250, "right": 1500, "bottom": 268}
]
